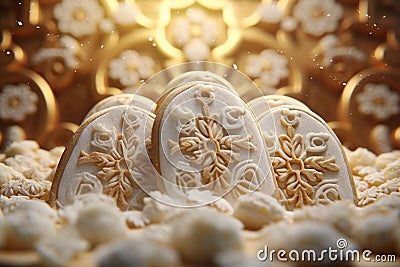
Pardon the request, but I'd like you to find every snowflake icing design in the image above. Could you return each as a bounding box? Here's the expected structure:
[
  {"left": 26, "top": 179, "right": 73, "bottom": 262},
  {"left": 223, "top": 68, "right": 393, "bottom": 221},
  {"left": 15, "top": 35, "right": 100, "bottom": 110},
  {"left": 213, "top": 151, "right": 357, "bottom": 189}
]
[
  {"left": 0, "top": 84, "right": 38, "bottom": 122},
  {"left": 169, "top": 85, "right": 256, "bottom": 191},
  {"left": 356, "top": 83, "right": 400, "bottom": 121},
  {"left": 77, "top": 109, "right": 148, "bottom": 210},
  {"left": 272, "top": 109, "right": 341, "bottom": 210}
]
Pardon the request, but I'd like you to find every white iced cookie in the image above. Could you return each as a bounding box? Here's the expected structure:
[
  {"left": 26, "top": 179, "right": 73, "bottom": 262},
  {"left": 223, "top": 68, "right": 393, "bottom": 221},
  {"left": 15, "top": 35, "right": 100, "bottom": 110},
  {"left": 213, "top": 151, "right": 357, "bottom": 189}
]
[
  {"left": 233, "top": 192, "right": 286, "bottom": 230},
  {"left": 50, "top": 105, "right": 157, "bottom": 211},
  {"left": 247, "top": 95, "right": 309, "bottom": 119},
  {"left": 258, "top": 106, "right": 356, "bottom": 210},
  {"left": 96, "top": 237, "right": 180, "bottom": 267},
  {"left": 170, "top": 209, "right": 243, "bottom": 264},
  {"left": 165, "top": 70, "right": 237, "bottom": 93},
  {"left": 151, "top": 81, "right": 275, "bottom": 206},
  {"left": 84, "top": 94, "right": 156, "bottom": 121}
]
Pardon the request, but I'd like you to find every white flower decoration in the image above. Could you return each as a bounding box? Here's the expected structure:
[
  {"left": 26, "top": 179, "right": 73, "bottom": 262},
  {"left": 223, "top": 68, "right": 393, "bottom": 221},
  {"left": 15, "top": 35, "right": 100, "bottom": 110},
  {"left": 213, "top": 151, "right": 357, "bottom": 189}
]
[
  {"left": 172, "top": 8, "right": 218, "bottom": 61},
  {"left": 245, "top": 49, "right": 289, "bottom": 93},
  {"left": 356, "top": 83, "right": 400, "bottom": 121},
  {"left": 293, "top": 0, "right": 343, "bottom": 36},
  {"left": 0, "top": 84, "right": 38, "bottom": 122},
  {"left": 113, "top": 2, "right": 138, "bottom": 26},
  {"left": 53, "top": 0, "right": 104, "bottom": 37},
  {"left": 109, "top": 50, "right": 155, "bottom": 87}
]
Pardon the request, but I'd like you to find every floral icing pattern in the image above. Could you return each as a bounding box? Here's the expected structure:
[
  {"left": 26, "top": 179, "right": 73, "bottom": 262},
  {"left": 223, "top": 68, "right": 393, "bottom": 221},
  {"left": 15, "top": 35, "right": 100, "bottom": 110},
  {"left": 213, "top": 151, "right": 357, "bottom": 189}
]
[
  {"left": 293, "top": 0, "right": 343, "bottom": 36},
  {"left": 172, "top": 8, "right": 218, "bottom": 61},
  {"left": 245, "top": 49, "right": 289, "bottom": 94},
  {"left": 230, "top": 160, "right": 264, "bottom": 199},
  {"left": 356, "top": 83, "right": 400, "bottom": 121},
  {"left": 168, "top": 85, "right": 256, "bottom": 192},
  {"left": 272, "top": 109, "right": 341, "bottom": 210},
  {"left": 0, "top": 84, "right": 38, "bottom": 122},
  {"left": 77, "top": 108, "right": 150, "bottom": 210},
  {"left": 53, "top": 0, "right": 104, "bottom": 38},
  {"left": 109, "top": 50, "right": 155, "bottom": 88}
]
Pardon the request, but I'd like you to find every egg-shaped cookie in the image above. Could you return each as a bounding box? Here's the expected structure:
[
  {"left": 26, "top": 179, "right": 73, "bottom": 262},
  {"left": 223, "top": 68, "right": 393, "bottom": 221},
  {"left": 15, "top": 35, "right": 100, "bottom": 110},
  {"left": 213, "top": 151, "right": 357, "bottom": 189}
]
[
  {"left": 248, "top": 95, "right": 309, "bottom": 119},
  {"left": 84, "top": 94, "right": 156, "bottom": 121},
  {"left": 49, "top": 105, "right": 156, "bottom": 210},
  {"left": 151, "top": 81, "right": 275, "bottom": 205},
  {"left": 258, "top": 106, "right": 356, "bottom": 211}
]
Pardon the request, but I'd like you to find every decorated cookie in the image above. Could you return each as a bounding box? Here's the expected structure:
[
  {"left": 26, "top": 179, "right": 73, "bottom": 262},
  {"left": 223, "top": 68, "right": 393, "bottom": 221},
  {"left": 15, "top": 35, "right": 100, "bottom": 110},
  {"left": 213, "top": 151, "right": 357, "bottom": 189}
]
[
  {"left": 49, "top": 105, "right": 156, "bottom": 210},
  {"left": 84, "top": 94, "right": 156, "bottom": 121},
  {"left": 151, "top": 80, "right": 275, "bottom": 205},
  {"left": 248, "top": 95, "right": 309, "bottom": 119},
  {"left": 166, "top": 70, "right": 237, "bottom": 93},
  {"left": 258, "top": 106, "right": 356, "bottom": 210}
]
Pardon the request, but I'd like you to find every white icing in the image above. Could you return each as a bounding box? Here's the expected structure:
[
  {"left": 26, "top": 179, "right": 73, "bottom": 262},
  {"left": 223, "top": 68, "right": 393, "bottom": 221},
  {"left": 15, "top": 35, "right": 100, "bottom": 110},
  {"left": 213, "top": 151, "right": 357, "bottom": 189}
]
[
  {"left": 157, "top": 82, "right": 274, "bottom": 206},
  {"left": 258, "top": 107, "right": 355, "bottom": 210}
]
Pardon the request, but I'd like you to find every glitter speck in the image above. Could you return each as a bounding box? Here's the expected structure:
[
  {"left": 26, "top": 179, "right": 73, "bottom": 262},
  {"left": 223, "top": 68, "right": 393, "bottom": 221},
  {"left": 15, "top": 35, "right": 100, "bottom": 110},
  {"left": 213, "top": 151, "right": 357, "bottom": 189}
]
[
  {"left": 232, "top": 64, "right": 238, "bottom": 69},
  {"left": 17, "top": 21, "right": 23, "bottom": 26}
]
